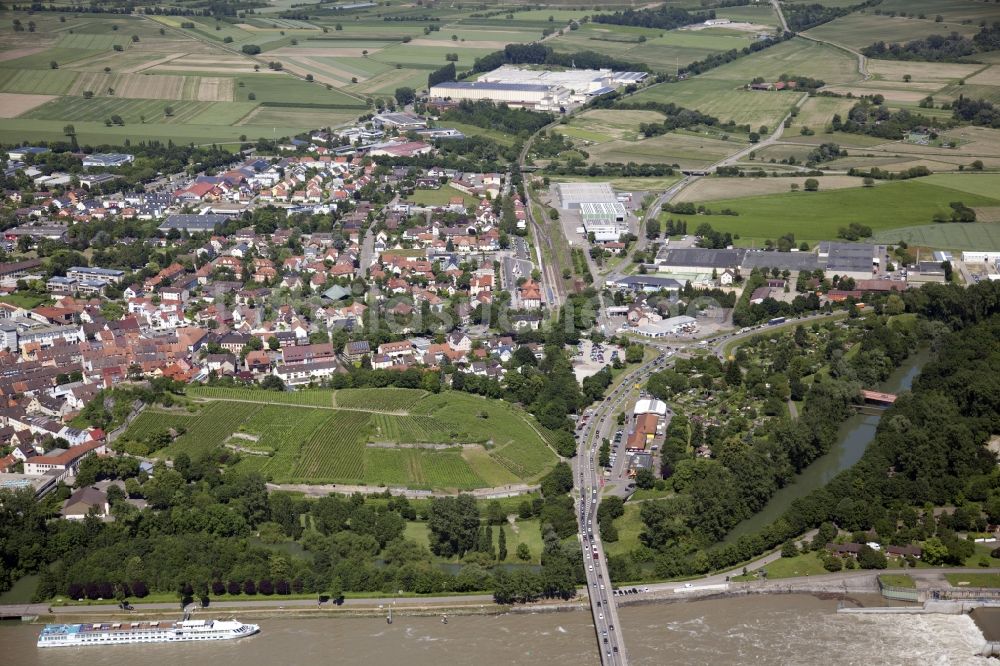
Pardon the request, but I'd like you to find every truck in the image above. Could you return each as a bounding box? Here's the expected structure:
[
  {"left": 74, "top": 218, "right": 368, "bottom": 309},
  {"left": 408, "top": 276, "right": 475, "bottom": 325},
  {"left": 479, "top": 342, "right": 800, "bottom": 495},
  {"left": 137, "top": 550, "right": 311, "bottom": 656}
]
[{"left": 767, "top": 317, "right": 786, "bottom": 326}]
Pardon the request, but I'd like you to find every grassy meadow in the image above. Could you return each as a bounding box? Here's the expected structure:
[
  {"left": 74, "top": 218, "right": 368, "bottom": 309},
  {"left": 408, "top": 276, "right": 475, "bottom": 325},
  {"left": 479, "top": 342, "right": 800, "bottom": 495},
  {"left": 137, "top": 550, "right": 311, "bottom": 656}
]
[{"left": 662, "top": 178, "right": 1000, "bottom": 245}]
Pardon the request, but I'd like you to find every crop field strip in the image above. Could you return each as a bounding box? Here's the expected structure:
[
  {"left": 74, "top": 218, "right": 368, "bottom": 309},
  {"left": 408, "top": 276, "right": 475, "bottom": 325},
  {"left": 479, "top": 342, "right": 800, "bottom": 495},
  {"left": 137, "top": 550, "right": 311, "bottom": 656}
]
[{"left": 24, "top": 97, "right": 218, "bottom": 125}]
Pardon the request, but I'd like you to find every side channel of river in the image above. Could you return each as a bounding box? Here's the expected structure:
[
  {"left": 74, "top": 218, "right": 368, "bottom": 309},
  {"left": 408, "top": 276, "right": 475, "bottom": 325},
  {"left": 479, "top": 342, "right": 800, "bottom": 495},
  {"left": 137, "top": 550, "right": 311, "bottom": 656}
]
[{"left": 725, "top": 347, "right": 932, "bottom": 542}]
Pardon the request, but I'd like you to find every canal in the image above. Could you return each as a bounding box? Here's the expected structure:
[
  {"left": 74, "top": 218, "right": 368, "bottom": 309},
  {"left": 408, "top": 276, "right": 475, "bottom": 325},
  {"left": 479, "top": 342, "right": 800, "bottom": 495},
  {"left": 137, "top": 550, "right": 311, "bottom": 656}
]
[{"left": 725, "top": 347, "right": 932, "bottom": 542}]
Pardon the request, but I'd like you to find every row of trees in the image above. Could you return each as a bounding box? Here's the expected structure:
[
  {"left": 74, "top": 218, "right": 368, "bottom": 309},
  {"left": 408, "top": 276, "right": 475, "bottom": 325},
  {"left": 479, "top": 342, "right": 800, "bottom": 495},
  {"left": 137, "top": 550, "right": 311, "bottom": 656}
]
[{"left": 862, "top": 23, "right": 1000, "bottom": 62}]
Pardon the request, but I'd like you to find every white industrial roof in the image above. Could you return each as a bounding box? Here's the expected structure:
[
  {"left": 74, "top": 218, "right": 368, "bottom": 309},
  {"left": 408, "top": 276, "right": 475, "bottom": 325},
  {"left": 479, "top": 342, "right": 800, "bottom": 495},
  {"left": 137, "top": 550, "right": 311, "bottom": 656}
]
[{"left": 634, "top": 399, "right": 668, "bottom": 416}]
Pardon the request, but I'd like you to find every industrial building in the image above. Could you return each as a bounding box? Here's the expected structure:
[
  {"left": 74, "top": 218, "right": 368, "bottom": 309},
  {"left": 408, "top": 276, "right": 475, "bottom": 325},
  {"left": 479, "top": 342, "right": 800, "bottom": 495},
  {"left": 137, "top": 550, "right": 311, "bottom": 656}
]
[
  {"left": 428, "top": 81, "right": 570, "bottom": 111},
  {"left": 655, "top": 243, "right": 888, "bottom": 281},
  {"left": 607, "top": 275, "right": 684, "bottom": 294},
  {"left": 478, "top": 66, "right": 646, "bottom": 104},
  {"left": 429, "top": 67, "right": 646, "bottom": 111},
  {"left": 580, "top": 201, "right": 627, "bottom": 224},
  {"left": 81, "top": 153, "right": 134, "bottom": 169},
  {"left": 632, "top": 315, "right": 697, "bottom": 338},
  {"left": 580, "top": 201, "right": 628, "bottom": 241},
  {"left": 158, "top": 213, "right": 229, "bottom": 233},
  {"left": 963, "top": 251, "right": 1000, "bottom": 263},
  {"left": 555, "top": 182, "right": 617, "bottom": 209},
  {"left": 633, "top": 399, "right": 668, "bottom": 416},
  {"left": 372, "top": 112, "right": 427, "bottom": 130}
]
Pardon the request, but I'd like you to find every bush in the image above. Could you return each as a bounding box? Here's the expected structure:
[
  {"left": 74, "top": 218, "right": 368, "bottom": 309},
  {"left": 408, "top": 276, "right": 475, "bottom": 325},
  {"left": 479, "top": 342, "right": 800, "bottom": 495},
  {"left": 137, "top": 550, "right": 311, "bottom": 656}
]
[
  {"left": 227, "top": 581, "right": 242, "bottom": 596},
  {"left": 211, "top": 581, "right": 226, "bottom": 596},
  {"left": 823, "top": 555, "right": 843, "bottom": 572},
  {"left": 242, "top": 44, "right": 262, "bottom": 55},
  {"left": 857, "top": 545, "right": 888, "bottom": 570}
]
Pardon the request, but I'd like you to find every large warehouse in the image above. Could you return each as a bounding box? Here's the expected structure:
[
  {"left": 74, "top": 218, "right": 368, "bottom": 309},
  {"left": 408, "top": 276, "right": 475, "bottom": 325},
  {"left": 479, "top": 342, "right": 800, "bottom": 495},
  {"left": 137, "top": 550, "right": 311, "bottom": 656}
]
[
  {"left": 555, "top": 182, "right": 617, "bottom": 209},
  {"left": 580, "top": 201, "right": 629, "bottom": 241},
  {"left": 429, "top": 66, "right": 647, "bottom": 111},
  {"left": 428, "top": 81, "right": 570, "bottom": 111}
]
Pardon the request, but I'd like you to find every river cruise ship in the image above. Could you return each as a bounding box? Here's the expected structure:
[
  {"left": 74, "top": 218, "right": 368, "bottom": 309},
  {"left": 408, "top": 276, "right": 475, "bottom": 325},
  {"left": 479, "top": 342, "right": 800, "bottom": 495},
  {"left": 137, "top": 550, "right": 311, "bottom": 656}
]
[{"left": 37, "top": 619, "right": 260, "bottom": 647}]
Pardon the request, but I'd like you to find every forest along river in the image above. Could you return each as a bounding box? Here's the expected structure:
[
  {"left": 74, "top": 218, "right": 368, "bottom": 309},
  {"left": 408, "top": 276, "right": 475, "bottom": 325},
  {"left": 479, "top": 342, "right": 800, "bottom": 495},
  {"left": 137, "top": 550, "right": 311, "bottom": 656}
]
[
  {"left": 2, "top": 593, "right": 995, "bottom": 665},
  {"left": 725, "top": 347, "right": 932, "bottom": 542}
]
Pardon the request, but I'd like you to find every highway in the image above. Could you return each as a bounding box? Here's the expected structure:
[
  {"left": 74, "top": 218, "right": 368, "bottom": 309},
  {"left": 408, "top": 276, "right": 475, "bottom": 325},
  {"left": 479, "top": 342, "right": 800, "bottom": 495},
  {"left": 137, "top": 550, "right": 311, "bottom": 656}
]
[{"left": 574, "top": 352, "right": 671, "bottom": 666}]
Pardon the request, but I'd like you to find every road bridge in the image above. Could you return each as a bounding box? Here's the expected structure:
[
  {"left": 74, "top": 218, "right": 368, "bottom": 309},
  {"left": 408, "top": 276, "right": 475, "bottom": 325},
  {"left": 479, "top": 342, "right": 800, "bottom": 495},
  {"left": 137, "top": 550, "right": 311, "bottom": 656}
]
[{"left": 575, "top": 352, "right": 670, "bottom": 665}]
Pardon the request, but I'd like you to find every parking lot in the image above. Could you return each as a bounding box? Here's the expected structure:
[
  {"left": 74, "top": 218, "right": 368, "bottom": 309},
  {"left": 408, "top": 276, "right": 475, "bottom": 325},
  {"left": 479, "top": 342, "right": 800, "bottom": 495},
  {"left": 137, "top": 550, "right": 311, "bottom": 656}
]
[{"left": 573, "top": 339, "right": 624, "bottom": 382}]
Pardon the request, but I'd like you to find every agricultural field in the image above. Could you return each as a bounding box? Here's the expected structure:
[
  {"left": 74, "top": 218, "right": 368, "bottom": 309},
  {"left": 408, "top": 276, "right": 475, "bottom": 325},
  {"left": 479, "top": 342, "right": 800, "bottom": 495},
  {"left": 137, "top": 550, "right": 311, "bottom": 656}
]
[
  {"left": 125, "top": 388, "right": 557, "bottom": 489},
  {"left": 663, "top": 178, "right": 1000, "bottom": 245},
  {"left": 0, "top": 93, "right": 56, "bottom": 118},
  {"left": 0, "top": 9, "right": 367, "bottom": 144},
  {"left": 548, "top": 21, "right": 762, "bottom": 72},
  {"left": 673, "top": 175, "right": 880, "bottom": 203},
  {"left": 582, "top": 129, "right": 749, "bottom": 170},
  {"left": 788, "top": 96, "right": 857, "bottom": 133},
  {"left": 698, "top": 38, "right": 860, "bottom": 86},
  {"left": 627, "top": 38, "right": 859, "bottom": 132},
  {"left": 804, "top": 10, "right": 982, "bottom": 51},
  {"left": 871, "top": 222, "right": 1000, "bottom": 251}
]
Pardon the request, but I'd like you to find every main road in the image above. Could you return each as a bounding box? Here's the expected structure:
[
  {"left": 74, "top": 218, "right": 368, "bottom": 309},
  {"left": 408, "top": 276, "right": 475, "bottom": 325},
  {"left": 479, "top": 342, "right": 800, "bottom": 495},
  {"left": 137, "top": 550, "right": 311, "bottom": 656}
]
[{"left": 574, "top": 351, "right": 671, "bottom": 665}]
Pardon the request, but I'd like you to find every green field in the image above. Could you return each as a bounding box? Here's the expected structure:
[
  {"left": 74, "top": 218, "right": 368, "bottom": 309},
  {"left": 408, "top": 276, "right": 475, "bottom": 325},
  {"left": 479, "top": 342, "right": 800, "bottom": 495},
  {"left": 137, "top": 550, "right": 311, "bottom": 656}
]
[
  {"left": 586, "top": 130, "right": 748, "bottom": 169},
  {"left": 922, "top": 173, "right": 1000, "bottom": 198},
  {"left": 125, "top": 388, "right": 557, "bottom": 489},
  {"left": 944, "top": 573, "right": 1000, "bottom": 588},
  {"left": 666, "top": 179, "right": 1000, "bottom": 244},
  {"left": 739, "top": 551, "right": 829, "bottom": 580},
  {"left": 234, "top": 75, "right": 364, "bottom": 106},
  {"left": 406, "top": 184, "right": 479, "bottom": 208},
  {"left": 871, "top": 223, "right": 1000, "bottom": 251},
  {"left": 548, "top": 22, "right": 755, "bottom": 72},
  {"left": 0, "top": 68, "right": 78, "bottom": 94},
  {"left": 23, "top": 97, "right": 255, "bottom": 125},
  {"left": 602, "top": 503, "right": 644, "bottom": 557},
  {"left": 805, "top": 11, "right": 981, "bottom": 51},
  {"left": 630, "top": 38, "right": 859, "bottom": 131},
  {"left": 879, "top": 574, "right": 916, "bottom": 588}
]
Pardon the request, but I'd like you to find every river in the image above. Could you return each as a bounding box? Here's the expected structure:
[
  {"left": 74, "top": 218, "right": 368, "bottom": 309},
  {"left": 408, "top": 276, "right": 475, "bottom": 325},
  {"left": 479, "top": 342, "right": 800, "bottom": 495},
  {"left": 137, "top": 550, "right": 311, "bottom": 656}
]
[
  {"left": 1, "top": 593, "right": 993, "bottom": 665},
  {"left": 725, "top": 347, "right": 932, "bottom": 542}
]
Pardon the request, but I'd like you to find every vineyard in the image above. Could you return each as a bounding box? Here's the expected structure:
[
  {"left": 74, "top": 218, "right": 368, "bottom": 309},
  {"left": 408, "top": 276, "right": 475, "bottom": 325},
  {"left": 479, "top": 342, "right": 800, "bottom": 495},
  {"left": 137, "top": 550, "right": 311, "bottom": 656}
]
[
  {"left": 334, "top": 387, "right": 427, "bottom": 412},
  {"left": 123, "top": 388, "right": 557, "bottom": 489},
  {"left": 362, "top": 448, "right": 487, "bottom": 490},
  {"left": 158, "top": 402, "right": 260, "bottom": 459},
  {"left": 489, "top": 437, "right": 560, "bottom": 481},
  {"left": 291, "top": 411, "right": 372, "bottom": 482},
  {"left": 121, "top": 409, "right": 197, "bottom": 442},
  {"left": 188, "top": 386, "right": 335, "bottom": 408}
]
